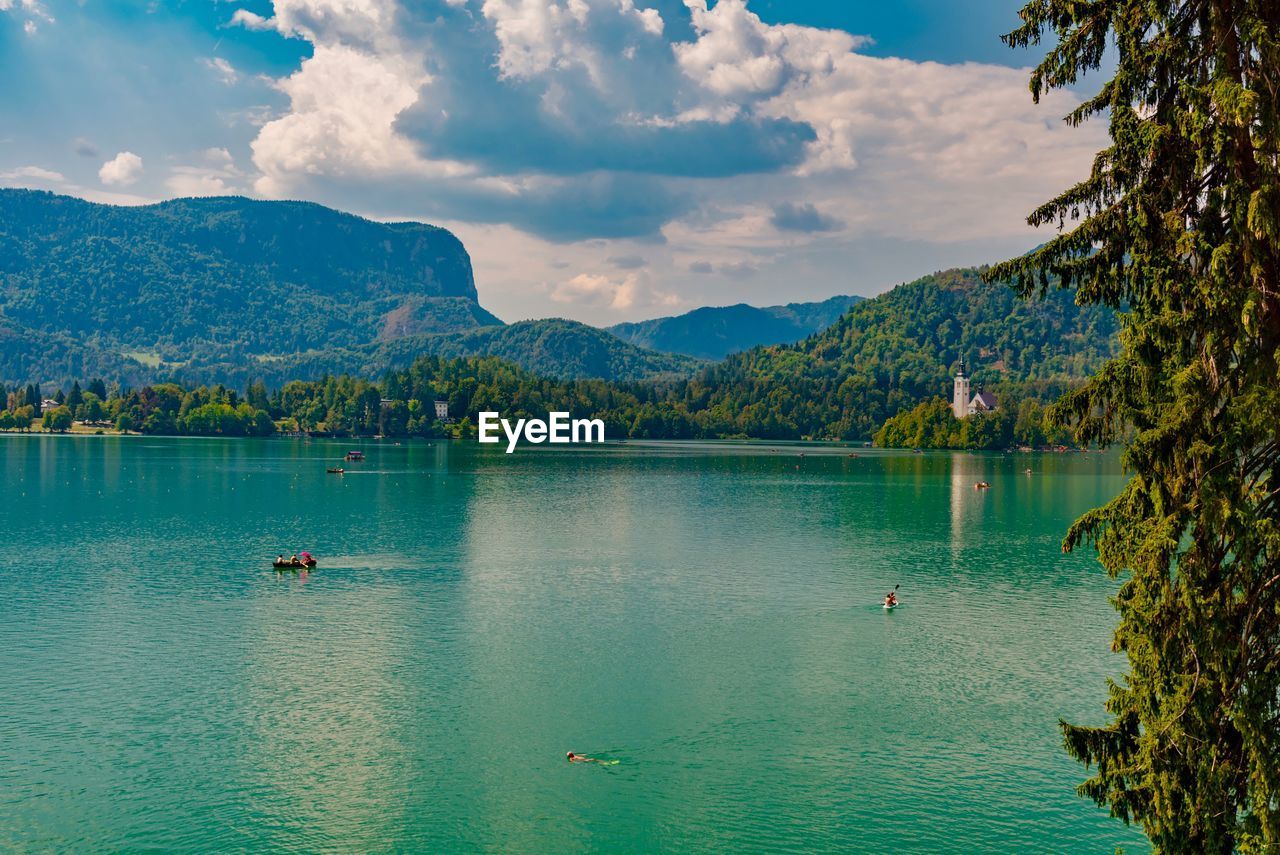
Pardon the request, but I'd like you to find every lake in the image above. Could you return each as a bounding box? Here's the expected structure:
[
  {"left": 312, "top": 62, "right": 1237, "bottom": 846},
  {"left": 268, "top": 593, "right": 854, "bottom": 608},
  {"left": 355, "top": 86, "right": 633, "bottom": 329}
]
[{"left": 0, "top": 436, "right": 1146, "bottom": 852}]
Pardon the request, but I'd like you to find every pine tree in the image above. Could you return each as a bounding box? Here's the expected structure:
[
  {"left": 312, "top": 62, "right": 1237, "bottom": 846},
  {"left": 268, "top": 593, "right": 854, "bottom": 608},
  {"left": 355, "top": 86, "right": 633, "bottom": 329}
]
[{"left": 989, "top": 1, "right": 1280, "bottom": 850}]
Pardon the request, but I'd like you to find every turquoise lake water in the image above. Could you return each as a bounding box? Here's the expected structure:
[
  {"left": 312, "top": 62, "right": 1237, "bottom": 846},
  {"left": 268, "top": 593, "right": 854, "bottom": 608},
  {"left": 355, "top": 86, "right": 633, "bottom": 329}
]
[{"left": 0, "top": 437, "right": 1147, "bottom": 852}]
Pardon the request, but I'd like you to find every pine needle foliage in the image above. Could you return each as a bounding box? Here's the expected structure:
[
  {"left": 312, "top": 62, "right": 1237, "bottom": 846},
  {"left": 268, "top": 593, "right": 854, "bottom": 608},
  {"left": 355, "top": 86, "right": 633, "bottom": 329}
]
[{"left": 988, "top": 1, "right": 1280, "bottom": 850}]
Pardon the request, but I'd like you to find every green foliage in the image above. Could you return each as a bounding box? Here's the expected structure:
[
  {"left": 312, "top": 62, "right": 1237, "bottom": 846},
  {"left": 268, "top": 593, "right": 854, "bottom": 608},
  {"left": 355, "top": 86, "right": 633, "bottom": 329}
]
[
  {"left": 0, "top": 190, "right": 491, "bottom": 386},
  {"left": 990, "top": 1, "right": 1280, "bottom": 849},
  {"left": 41, "top": 406, "right": 72, "bottom": 432},
  {"left": 607, "top": 295, "right": 863, "bottom": 360},
  {"left": 639, "top": 267, "right": 1119, "bottom": 440},
  {"left": 240, "top": 319, "right": 707, "bottom": 386},
  {"left": 873, "top": 399, "right": 1007, "bottom": 449}
]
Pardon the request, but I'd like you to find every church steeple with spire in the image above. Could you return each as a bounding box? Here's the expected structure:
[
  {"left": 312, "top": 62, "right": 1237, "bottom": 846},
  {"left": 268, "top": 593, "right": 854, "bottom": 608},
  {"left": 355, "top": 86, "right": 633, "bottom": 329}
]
[{"left": 952, "top": 357, "right": 971, "bottom": 419}]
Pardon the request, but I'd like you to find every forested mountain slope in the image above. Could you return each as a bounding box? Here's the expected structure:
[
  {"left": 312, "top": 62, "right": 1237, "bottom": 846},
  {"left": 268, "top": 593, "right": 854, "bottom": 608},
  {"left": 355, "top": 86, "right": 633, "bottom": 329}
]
[
  {"left": 607, "top": 295, "right": 863, "bottom": 360},
  {"left": 633, "top": 267, "right": 1120, "bottom": 440},
  {"left": 0, "top": 189, "right": 493, "bottom": 383}
]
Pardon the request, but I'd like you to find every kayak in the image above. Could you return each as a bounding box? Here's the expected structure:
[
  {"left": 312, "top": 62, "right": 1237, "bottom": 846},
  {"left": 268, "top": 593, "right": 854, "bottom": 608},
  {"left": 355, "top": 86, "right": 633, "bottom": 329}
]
[{"left": 883, "top": 602, "right": 898, "bottom": 610}]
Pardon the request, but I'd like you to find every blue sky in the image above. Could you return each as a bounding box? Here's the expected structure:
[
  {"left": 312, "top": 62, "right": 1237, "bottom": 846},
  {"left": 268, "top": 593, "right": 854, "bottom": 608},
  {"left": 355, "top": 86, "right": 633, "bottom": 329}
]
[{"left": 0, "top": 0, "right": 1105, "bottom": 324}]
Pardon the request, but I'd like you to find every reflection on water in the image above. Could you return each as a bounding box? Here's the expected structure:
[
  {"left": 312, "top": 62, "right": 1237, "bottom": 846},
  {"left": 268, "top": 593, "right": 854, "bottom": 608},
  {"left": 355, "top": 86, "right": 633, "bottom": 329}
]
[{"left": 0, "top": 437, "right": 1145, "bottom": 852}]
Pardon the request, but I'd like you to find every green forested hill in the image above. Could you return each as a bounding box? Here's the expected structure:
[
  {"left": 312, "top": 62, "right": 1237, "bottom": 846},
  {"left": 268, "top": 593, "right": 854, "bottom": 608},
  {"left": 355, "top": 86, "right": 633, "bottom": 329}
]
[
  {"left": 0, "top": 189, "right": 495, "bottom": 383},
  {"left": 10, "top": 268, "right": 1120, "bottom": 441},
  {"left": 606, "top": 295, "right": 863, "bottom": 359},
  {"left": 630, "top": 267, "right": 1120, "bottom": 440},
  {"left": 0, "top": 190, "right": 716, "bottom": 386},
  {"left": 402, "top": 319, "right": 704, "bottom": 380},
  {"left": 177, "top": 318, "right": 706, "bottom": 386}
]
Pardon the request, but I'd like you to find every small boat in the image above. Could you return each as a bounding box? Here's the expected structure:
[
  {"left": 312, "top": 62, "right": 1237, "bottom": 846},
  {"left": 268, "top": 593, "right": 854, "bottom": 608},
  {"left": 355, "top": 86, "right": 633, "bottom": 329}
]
[
  {"left": 883, "top": 602, "right": 898, "bottom": 610},
  {"left": 327, "top": 467, "right": 345, "bottom": 474},
  {"left": 273, "top": 558, "right": 317, "bottom": 570},
  {"left": 345, "top": 451, "right": 365, "bottom": 462},
  {"left": 974, "top": 481, "right": 991, "bottom": 489}
]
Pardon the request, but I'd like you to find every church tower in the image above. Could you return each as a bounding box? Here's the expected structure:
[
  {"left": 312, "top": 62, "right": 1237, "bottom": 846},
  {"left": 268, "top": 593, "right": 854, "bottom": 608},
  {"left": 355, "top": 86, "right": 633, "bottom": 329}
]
[{"left": 952, "top": 357, "right": 971, "bottom": 419}]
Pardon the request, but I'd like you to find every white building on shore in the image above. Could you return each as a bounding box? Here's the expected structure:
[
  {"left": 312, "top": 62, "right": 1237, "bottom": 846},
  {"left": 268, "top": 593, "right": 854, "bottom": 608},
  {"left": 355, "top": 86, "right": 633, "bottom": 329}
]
[{"left": 951, "top": 358, "right": 998, "bottom": 419}]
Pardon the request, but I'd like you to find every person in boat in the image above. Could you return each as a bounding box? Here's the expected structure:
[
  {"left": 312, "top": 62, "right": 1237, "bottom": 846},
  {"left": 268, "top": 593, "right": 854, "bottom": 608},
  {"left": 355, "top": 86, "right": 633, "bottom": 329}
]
[
  {"left": 884, "top": 591, "right": 898, "bottom": 607},
  {"left": 300, "top": 551, "right": 312, "bottom": 564},
  {"left": 566, "top": 751, "right": 602, "bottom": 763},
  {"left": 290, "top": 554, "right": 300, "bottom": 566}
]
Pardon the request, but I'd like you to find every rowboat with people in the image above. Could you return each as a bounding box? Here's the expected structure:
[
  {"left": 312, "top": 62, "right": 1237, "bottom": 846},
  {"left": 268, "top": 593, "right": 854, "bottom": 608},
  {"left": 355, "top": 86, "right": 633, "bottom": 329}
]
[{"left": 273, "top": 551, "right": 317, "bottom": 570}]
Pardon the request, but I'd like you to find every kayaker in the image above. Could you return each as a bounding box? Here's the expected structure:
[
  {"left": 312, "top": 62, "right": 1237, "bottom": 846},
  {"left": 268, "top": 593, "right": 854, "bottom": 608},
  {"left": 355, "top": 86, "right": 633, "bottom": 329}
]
[{"left": 884, "top": 591, "right": 898, "bottom": 607}]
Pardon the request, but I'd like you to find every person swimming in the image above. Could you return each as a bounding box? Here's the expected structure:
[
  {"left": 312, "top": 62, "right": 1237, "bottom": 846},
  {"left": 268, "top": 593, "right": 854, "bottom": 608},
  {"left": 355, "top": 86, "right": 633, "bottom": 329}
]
[{"left": 567, "top": 751, "right": 601, "bottom": 763}]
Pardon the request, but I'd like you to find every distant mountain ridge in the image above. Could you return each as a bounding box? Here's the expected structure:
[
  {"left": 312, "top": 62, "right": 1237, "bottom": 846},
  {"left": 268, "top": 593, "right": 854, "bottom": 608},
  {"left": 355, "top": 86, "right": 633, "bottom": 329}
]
[{"left": 607, "top": 294, "right": 863, "bottom": 360}]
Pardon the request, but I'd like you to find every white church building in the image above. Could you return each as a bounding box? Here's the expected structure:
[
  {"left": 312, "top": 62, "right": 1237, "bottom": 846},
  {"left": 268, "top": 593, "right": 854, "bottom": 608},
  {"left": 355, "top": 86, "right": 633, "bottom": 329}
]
[{"left": 951, "top": 357, "right": 998, "bottom": 419}]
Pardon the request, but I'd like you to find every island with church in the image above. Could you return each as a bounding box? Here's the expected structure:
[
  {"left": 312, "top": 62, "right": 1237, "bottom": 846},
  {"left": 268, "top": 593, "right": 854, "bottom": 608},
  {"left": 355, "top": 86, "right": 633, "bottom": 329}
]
[{"left": 871, "top": 356, "right": 1075, "bottom": 450}]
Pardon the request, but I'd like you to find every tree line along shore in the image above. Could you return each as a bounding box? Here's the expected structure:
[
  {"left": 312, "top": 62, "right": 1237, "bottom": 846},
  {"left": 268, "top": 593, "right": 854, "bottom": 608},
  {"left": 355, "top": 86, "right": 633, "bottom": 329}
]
[{"left": 2, "top": 353, "right": 1081, "bottom": 449}]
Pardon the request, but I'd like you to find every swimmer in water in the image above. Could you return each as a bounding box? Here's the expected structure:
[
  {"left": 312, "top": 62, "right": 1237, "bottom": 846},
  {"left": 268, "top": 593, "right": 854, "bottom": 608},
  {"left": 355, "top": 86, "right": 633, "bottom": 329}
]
[{"left": 566, "top": 751, "right": 602, "bottom": 763}]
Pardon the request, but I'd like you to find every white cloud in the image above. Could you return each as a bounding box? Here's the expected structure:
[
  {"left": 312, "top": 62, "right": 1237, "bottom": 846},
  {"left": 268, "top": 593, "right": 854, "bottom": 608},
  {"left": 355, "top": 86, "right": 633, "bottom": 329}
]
[
  {"left": 482, "top": 0, "right": 664, "bottom": 82},
  {"left": 0, "top": 162, "right": 155, "bottom": 206},
  {"left": 202, "top": 57, "right": 239, "bottom": 86},
  {"left": 250, "top": 33, "right": 463, "bottom": 196},
  {"left": 1, "top": 0, "right": 53, "bottom": 32},
  {"left": 676, "top": 0, "right": 866, "bottom": 101},
  {"left": 98, "top": 151, "right": 144, "bottom": 186},
  {"left": 165, "top": 150, "right": 245, "bottom": 197},
  {"left": 202, "top": 147, "right": 235, "bottom": 166},
  {"left": 166, "top": 169, "right": 234, "bottom": 196},
  {"left": 550, "top": 271, "right": 681, "bottom": 312},
  {"left": 229, "top": 8, "right": 275, "bottom": 31},
  {"left": 213, "top": 0, "right": 1108, "bottom": 323},
  {"left": 0, "top": 165, "right": 66, "bottom": 182}
]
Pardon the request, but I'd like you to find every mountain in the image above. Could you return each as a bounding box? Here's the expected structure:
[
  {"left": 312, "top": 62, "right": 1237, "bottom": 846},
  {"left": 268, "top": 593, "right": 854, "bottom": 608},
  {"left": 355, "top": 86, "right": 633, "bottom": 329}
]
[
  {"left": 606, "top": 294, "right": 863, "bottom": 360},
  {"left": 0, "top": 189, "right": 497, "bottom": 384},
  {"left": 397, "top": 319, "right": 704, "bottom": 380},
  {"left": 635, "top": 266, "right": 1121, "bottom": 440},
  {"left": 182, "top": 318, "right": 705, "bottom": 386}
]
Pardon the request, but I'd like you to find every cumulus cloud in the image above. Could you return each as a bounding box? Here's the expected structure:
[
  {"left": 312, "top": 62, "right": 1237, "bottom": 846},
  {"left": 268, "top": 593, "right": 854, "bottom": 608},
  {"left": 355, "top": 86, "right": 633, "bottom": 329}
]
[
  {"left": 251, "top": 40, "right": 444, "bottom": 197},
  {"left": 229, "top": 8, "right": 275, "bottom": 31},
  {"left": 676, "top": 0, "right": 868, "bottom": 102},
  {"left": 235, "top": 0, "right": 1100, "bottom": 249},
  {"left": 166, "top": 169, "right": 235, "bottom": 196},
  {"left": 550, "top": 271, "right": 680, "bottom": 311},
  {"left": 98, "top": 151, "right": 144, "bottom": 186},
  {"left": 165, "top": 150, "right": 245, "bottom": 196}
]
